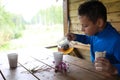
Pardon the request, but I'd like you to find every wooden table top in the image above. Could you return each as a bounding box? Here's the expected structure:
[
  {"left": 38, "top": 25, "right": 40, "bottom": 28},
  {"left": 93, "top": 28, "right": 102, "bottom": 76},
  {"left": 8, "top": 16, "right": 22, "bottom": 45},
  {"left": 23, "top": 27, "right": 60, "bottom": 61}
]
[{"left": 0, "top": 47, "right": 119, "bottom": 80}]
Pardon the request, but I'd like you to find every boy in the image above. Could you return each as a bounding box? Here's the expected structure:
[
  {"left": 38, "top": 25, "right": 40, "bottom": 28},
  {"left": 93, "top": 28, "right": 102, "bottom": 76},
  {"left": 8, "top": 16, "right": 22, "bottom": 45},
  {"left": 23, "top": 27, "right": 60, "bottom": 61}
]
[{"left": 67, "top": 1, "right": 120, "bottom": 75}]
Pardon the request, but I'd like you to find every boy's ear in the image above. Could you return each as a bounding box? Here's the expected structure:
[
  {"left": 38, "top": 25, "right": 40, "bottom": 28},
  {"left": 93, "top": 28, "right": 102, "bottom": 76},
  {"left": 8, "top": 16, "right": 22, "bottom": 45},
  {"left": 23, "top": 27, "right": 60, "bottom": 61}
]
[{"left": 96, "top": 18, "right": 104, "bottom": 28}]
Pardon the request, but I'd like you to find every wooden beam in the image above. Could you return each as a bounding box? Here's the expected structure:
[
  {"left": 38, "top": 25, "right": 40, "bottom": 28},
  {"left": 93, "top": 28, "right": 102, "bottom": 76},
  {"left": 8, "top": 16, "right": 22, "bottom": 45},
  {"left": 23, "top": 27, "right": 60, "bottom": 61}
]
[
  {"left": 45, "top": 45, "right": 57, "bottom": 49},
  {"left": 63, "top": 0, "right": 69, "bottom": 35},
  {"left": 73, "top": 48, "right": 84, "bottom": 59}
]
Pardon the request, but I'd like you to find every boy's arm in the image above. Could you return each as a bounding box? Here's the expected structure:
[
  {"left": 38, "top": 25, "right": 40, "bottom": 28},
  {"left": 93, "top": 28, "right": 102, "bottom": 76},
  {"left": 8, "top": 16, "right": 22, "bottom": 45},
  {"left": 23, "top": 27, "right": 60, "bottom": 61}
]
[
  {"left": 112, "top": 64, "right": 120, "bottom": 75},
  {"left": 74, "top": 34, "right": 92, "bottom": 44},
  {"left": 113, "top": 41, "right": 120, "bottom": 75}
]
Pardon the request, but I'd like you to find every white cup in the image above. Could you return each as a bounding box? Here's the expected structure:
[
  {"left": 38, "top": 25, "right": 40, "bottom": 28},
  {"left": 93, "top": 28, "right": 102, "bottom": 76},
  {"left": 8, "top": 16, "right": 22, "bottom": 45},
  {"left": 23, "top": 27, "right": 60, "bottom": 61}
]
[
  {"left": 95, "top": 51, "right": 106, "bottom": 60},
  {"left": 53, "top": 52, "right": 63, "bottom": 66},
  {"left": 7, "top": 53, "right": 18, "bottom": 69},
  {"left": 95, "top": 51, "right": 106, "bottom": 71}
]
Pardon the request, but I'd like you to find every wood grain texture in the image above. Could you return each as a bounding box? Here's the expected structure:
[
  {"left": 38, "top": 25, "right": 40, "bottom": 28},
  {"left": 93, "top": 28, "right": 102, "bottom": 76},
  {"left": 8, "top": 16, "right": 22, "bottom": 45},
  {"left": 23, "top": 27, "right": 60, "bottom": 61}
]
[
  {"left": 63, "top": 0, "right": 69, "bottom": 35},
  {"left": 111, "top": 22, "right": 120, "bottom": 32},
  {"left": 107, "top": 12, "right": 120, "bottom": 22},
  {"left": 0, "top": 47, "right": 119, "bottom": 80},
  {"left": 68, "top": 0, "right": 120, "bottom": 33},
  {"left": 105, "top": 1, "right": 120, "bottom": 13}
]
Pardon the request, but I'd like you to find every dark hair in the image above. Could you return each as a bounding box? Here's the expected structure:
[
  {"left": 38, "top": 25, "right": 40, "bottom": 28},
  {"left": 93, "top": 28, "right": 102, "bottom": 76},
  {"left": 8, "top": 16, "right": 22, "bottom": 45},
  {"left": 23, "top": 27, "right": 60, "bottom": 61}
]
[{"left": 78, "top": 1, "right": 107, "bottom": 24}]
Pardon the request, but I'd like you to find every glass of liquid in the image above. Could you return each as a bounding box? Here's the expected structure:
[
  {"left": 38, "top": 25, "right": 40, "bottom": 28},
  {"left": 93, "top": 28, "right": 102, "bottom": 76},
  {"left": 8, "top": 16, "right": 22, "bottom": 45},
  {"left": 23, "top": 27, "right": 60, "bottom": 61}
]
[{"left": 57, "top": 37, "right": 73, "bottom": 55}]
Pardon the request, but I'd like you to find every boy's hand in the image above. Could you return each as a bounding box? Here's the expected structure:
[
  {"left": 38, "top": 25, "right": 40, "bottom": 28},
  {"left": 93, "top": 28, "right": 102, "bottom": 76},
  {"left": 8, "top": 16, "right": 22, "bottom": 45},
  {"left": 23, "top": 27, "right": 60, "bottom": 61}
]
[
  {"left": 94, "top": 58, "right": 118, "bottom": 75},
  {"left": 66, "top": 33, "right": 76, "bottom": 41}
]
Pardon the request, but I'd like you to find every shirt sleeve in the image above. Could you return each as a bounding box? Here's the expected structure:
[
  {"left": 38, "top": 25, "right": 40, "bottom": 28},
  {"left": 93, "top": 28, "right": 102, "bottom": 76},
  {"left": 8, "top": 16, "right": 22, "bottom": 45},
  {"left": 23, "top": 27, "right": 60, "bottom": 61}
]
[
  {"left": 113, "top": 40, "right": 120, "bottom": 75},
  {"left": 74, "top": 34, "right": 92, "bottom": 44},
  {"left": 113, "top": 64, "right": 120, "bottom": 75}
]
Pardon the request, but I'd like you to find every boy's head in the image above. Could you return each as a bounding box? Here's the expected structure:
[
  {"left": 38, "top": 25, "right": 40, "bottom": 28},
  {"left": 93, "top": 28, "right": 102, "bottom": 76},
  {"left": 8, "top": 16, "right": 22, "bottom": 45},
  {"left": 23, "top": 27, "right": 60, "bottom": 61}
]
[
  {"left": 78, "top": 0, "right": 107, "bottom": 24},
  {"left": 78, "top": 1, "right": 107, "bottom": 36}
]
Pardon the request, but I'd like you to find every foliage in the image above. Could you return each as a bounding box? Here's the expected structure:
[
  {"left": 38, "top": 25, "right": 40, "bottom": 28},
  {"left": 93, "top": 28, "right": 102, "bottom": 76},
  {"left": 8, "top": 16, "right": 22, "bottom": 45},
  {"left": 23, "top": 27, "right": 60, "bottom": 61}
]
[
  {"left": 31, "top": 5, "right": 63, "bottom": 25},
  {"left": 0, "top": 2, "right": 63, "bottom": 51},
  {"left": 0, "top": 4, "right": 25, "bottom": 46}
]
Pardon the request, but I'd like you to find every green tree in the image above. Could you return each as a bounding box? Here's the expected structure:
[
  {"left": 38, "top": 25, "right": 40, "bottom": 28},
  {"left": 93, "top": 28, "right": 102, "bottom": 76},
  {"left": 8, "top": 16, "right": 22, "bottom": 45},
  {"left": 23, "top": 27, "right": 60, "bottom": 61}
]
[
  {"left": 32, "top": 5, "right": 63, "bottom": 25},
  {"left": 0, "top": 4, "right": 25, "bottom": 46}
]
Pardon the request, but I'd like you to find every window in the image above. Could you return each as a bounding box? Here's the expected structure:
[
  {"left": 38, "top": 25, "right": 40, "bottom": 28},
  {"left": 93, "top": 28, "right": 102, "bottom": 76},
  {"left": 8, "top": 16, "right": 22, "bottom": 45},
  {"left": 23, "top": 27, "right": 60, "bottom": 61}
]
[{"left": 0, "top": 0, "right": 63, "bottom": 51}]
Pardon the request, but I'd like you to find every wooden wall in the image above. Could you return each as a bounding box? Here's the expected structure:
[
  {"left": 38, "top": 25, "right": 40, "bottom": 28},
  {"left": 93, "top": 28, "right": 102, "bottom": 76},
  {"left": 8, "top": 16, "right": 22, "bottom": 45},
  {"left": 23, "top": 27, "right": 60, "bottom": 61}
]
[
  {"left": 68, "top": 0, "right": 120, "bottom": 34},
  {"left": 63, "top": 0, "right": 120, "bottom": 61}
]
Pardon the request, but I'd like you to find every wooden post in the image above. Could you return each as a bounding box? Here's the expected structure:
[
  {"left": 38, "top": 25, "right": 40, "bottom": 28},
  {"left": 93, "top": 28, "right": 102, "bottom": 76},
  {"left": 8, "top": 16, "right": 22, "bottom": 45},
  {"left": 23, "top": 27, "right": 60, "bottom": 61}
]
[{"left": 63, "top": 0, "right": 69, "bottom": 35}]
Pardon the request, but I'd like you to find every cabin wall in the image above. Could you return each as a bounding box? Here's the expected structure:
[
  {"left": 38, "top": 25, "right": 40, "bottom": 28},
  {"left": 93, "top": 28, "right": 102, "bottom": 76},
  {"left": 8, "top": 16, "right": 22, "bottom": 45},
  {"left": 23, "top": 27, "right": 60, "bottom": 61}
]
[
  {"left": 69, "top": 0, "right": 120, "bottom": 33},
  {"left": 63, "top": 0, "right": 120, "bottom": 61}
]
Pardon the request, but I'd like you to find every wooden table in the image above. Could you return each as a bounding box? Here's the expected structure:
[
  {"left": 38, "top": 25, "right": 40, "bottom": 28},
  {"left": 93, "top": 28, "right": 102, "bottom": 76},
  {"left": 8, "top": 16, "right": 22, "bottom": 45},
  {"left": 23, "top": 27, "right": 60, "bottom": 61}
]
[{"left": 0, "top": 47, "right": 119, "bottom": 80}]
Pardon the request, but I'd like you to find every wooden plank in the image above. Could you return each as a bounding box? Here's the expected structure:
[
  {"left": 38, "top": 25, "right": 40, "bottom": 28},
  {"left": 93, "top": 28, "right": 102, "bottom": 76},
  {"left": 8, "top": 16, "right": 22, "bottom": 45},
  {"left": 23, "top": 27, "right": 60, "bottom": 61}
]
[
  {"left": 69, "top": 10, "right": 77, "bottom": 17},
  {"left": 69, "top": 0, "right": 85, "bottom": 3},
  {"left": 0, "top": 48, "right": 119, "bottom": 80},
  {"left": 100, "top": 0, "right": 120, "bottom": 3},
  {"left": 1, "top": 66, "right": 38, "bottom": 80},
  {"left": 107, "top": 12, "right": 120, "bottom": 22},
  {"left": 70, "top": 15, "right": 120, "bottom": 24},
  {"left": 69, "top": 0, "right": 120, "bottom": 3},
  {"left": 69, "top": 0, "right": 120, "bottom": 13},
  {"left": 70, "top": 16, "right": 120, "bottom": 32},
  {"left": 76, "top": 48, "right": 90, "bottom": 56},
  {"left": 63, "top": 55, "right": 119, "bottom": 80},
  {"left": 30, "top": 57, "right": 77, "bottom": 80},
  {"left": 69, "top": 0, "right": 120, "bottom": 30},
  {"left": 21, "top": 48, "right": 109, "bottom": 80},
  {"left": 83, "top": 55, "right": 90, "bottom": 61},
  {"left": 31, "top": 55, "right": 110, "bottom": 80},
  {"left": 19, "top": 54, "right": 107, "bottom": 80},
  {"left": 70, "top": 22, "right": 120, "bottom": 33},
  {"left": 19, "top": 57, "right": 56, "bottom": 80},
  {"left": 0, "top": 53, "right": 38, "bottom": 80},
  {"left": 70, "top": 11, "right": 120, "bottom": 22},
  {"left": 63, "top": 0, "right": 69, "bottom": 35},
  {"left": 102, "top": 1, "right": 120, "bottom": 13},
  {"left": 69, "top": 23, "right": 83, "bottom": 34},
  {"left": 69, "top": 0, "right": 120, "bottom": 34},
  {"left": 70, "top": 23, "right": 82, "bottom": 31},
  {"left": 73, "top": 43, "right": 90, "bottom": 50},
  {"left": 69, "top": 1, "right": 84, "bottom": 10},
  {"left": 70, "top": 23, "right": 120, "bottom": 33},
  {"left": 111, "top": 22, "right": 120, "bottom": 32},
  {"left": 73, "top": 48, "right": 84, "bottom": 59},
  {"left": 17, "top": 48, "right": 61, "bottom": 80},
  {"left": 70, "top": 17, "right": 80, "bottom": 24},
  {"left": 27, "top": 49, "right": 118, "bottom": 80},
  {"left": 17, "top": 48, "right": 77, "bottom": 80}
]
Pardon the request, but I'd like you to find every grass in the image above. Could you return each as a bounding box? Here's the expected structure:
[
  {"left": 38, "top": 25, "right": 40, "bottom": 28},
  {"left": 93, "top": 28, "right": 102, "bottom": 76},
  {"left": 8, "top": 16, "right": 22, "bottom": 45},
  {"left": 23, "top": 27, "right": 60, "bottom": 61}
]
[{"left": 0, "top": 24, "right": 63, "bottom": 52}]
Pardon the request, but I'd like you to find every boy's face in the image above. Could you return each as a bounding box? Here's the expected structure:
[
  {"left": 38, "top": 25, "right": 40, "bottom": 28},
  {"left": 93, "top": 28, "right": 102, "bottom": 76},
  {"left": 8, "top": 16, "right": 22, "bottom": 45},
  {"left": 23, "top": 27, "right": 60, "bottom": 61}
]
[{"left": 79, "top": 15, "right": 99, "bottom": 36}]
